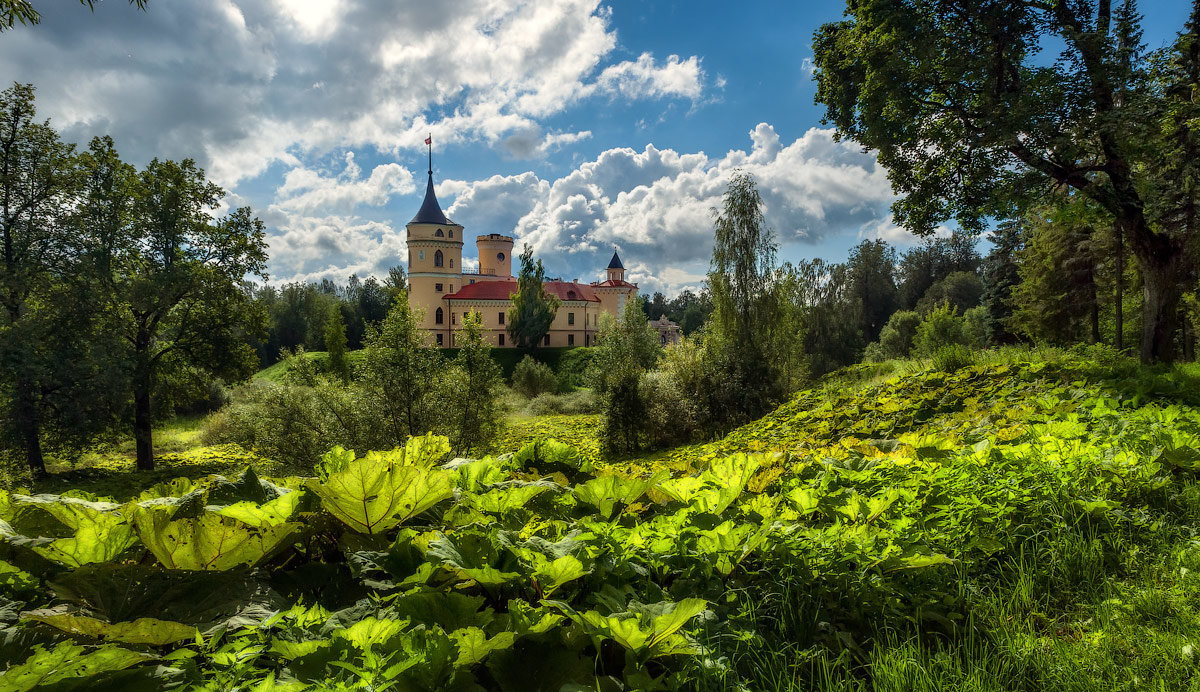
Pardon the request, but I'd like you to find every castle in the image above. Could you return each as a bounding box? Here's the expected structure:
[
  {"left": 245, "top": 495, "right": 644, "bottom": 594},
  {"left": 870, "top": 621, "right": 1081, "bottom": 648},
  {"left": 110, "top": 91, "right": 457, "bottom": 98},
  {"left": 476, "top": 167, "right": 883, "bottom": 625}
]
[{"left": 406, "top": 163, "right": 637, "bottom": 348}]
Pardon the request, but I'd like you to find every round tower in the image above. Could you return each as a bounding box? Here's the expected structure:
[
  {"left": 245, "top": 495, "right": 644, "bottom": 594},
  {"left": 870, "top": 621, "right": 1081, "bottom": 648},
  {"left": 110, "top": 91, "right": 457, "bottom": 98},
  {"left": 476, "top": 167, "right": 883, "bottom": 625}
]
[
  {"left": 406, "top": 159, "right": 463, "bottom": 339},
  {"left": 476, "top": 234, "right": 515, "bottom": 278}
]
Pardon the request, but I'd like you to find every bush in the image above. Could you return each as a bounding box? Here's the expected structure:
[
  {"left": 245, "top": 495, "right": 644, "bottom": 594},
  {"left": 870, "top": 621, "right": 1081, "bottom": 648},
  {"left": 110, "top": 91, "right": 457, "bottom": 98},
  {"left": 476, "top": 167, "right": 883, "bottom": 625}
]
[
  {"left": 932, "top": 343, "right": 976, "bottom": 372},
  {"left": 511, "top": 355, "right": 557, "bottom": 398},
  {"left": 913, "top": 302, "right": 971, "bottom": 356},
  {"left": 555, "top": 347, "right": 596, "bottom": 388},
  {"left": 963, "top": 305, "right": 992, "bottom": 348},
  {"left": 640, "top": 369, "right": 699, "bottom": 449},
  {"left": 524, "top": 390, "right": 600, "bottom": 416}
]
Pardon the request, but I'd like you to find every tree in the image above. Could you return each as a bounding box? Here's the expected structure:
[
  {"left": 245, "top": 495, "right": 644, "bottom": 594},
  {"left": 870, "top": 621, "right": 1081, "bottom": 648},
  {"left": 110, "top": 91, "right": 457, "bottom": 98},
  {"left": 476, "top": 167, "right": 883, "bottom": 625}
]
[
  {"left": 359, "top": 296, "right": 444, "bottom": 443},
  {"left": 710, "top": 172, "right": 776, "bottom": 347},
  {"left": 592, "top": 296, "right": 661, "bottom": 453},
  {"left": 915, "top": 271, "right": 985, "bottom": 315},
  {"left": 896, "top": 235, "right": 981, "bottom": 310},
  {"left": 981, "top": 220, "right": 1026, "bottom": 344},
  {"left": 325, "top": 308, "right": 350, "bottom": 383},
  {"left": 845, "top": 239, "right": 898, "bottom": 343},
  {"left": 92, "top": 154, "right": 267, "bottom": 470},
  {"left": 0, "top": 83, "right": 78, "bottom": 477},
  {"left": 814, "top": 0, "right": 1194, "bottom": 362},
  {"left": 1, "top": 0, "right": 146, "bottom": 30},
  {"left": 507, "top": 245, "right": 559, "bottom": 350},
  {"left": 1010, "top": 205, "right": 1106, "bottom": 345},
  {"left": 446, "top": 311, "right": 502, "bottom": 454},
  {"left": 706, "top": 172, "right": 786, "bottom": 420}
]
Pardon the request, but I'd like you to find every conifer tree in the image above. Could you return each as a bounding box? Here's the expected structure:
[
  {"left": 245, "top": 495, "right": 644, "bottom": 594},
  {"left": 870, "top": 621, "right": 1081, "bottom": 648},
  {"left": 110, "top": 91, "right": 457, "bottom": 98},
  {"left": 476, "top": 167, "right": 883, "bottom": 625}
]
[
  {"left": 325, "top": 308, "right": 350, "bottom": 383},
  {"left": 507, "top": 245, "right": 559, "bottom": 351}
]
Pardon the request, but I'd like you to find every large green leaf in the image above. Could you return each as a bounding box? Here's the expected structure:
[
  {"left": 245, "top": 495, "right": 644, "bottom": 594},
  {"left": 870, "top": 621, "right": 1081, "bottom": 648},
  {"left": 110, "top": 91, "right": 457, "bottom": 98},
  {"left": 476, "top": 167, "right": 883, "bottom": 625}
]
[
  {"left": 550, "top": 598, "right": 708, "bottom": 663},
  {"left": 32, "top": 512, "right": 137, "bottom": 567},
  {"left": 130, "top": 507, "right": 300, "bottom": 570},
  {"left": 0, "top": 642, "right": 151, "bottom": 691},
  {"left": 532, "top": 555, "right": 589, "bottom": 595},
  {"left": 573, "top": 470, "right": 668, "bottom": 519},
  {"left": 307, "top": 450, "right": 452, "bottom": 534},
  {"left": 24, "top": 611, "right": 198, "bottom": 645},
  {"left": 449, "top": 626, "right": 515, "bottom": 667},
  {"left": 214, "top": 490, "right": 305, "bottom": 528}
]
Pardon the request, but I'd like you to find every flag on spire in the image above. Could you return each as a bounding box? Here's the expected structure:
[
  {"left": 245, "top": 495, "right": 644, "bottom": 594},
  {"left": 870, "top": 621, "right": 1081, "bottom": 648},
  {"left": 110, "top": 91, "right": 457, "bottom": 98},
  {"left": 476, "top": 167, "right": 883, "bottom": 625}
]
[{"left": 425, "top": 135, "right": 432, "bottom": 145}]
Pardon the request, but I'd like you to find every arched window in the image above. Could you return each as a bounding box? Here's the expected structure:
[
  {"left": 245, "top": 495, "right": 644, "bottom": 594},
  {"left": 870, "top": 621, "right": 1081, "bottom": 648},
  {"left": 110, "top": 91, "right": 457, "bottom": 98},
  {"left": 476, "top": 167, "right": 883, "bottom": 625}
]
[
  {"left": 449, "top": 258, "right": 454, "bottom": 267},
  {"left": 434, "top": 250, "right": 443, "bottom": 267},
  {"left": 434, "top": 229, "right": 444, "bottom": 237},
  {"left": 435, "top": 307, "right": 444, "bottom": 324},
  {"left": 448, "top": 229, "right": 454, "bottom": 238}
]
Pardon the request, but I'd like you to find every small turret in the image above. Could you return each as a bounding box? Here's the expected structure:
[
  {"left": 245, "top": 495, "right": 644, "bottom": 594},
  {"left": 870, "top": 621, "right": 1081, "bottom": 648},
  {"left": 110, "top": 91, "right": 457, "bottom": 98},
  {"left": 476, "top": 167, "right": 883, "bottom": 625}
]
[{"left": 606, "top": 251, "right": 625, "bottom": 283}]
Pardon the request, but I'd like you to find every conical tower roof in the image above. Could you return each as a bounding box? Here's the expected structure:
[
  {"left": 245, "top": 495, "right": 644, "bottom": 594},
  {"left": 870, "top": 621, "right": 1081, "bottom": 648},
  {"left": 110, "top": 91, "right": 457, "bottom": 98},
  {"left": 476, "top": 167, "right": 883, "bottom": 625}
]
[
  {"left": 607, "top": 251, "right": 624, "bottom": 269},
  {"left": 410, "top": 171, "right": 450, "bottom": 225}
]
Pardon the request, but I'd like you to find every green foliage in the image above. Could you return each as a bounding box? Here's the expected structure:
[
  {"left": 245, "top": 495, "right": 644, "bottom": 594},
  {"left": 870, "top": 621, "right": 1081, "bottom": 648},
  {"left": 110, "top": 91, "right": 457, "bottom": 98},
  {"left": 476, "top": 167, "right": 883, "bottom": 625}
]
[
  {"left": 867, "top": 310, "right": 922, "bottom": 361},
  {"left": 8, "top": 354, "right": 1200, "bottom": 690},
  {"left": 813, "top": 1, "right": 1195, "bottom": 362},
  {"left": 592, "top": 297, "right": 662, "bottom": 453},
  {"left": 324, "top": 309, "right": 351, "bottom": 383},
  {"left": 446, "top": 312, "right": 503, "bottom": 454},
  {"left": 931, "top": 344, "right": 976, "bottom": 372},
  {"left": 511, "top": 355, "right": 556, "bottom": 398},
  {"left": 523, "top": 390, "right": 599, "bottom": 416},
  {"left": 915, "top": 270, "right": 984, "bottom": 315},
  {"left": 507, "top": 245, "right": 559, "bottom": 351},
  {"left": 913, "top": 302, "right": 972, "bottom": 357},
  {"left": 359, "top": 296, "right": 444, "bottom": 444},
  {"left": 307, "top": 442, "right": 452, "bottom": 534}
]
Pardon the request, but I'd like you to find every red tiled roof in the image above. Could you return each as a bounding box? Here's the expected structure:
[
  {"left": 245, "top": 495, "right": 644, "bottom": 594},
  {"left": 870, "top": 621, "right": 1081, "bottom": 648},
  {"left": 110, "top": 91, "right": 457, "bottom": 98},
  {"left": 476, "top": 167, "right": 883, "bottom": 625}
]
[{"left": 444, "top": 279, "right": 599, "bottom": 302}]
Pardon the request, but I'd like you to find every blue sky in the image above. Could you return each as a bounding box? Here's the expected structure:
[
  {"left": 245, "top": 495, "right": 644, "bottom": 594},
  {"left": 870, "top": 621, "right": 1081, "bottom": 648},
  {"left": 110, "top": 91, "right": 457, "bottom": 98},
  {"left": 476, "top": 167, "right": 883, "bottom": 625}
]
[{"left": 1, "top": 0, "right": 1195, "bottom": 295}]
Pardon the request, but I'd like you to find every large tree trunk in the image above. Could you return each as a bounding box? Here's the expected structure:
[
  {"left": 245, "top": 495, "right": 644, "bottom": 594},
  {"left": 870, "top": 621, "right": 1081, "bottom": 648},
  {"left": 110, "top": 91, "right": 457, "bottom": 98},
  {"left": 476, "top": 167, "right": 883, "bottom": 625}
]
[
  {"left": 1136, "top": 246, "right": 1182, "bottom": 364},
  {"left": 14, "top": 377, "right": 46, "bottom": 479},
  {"left": 1122, "top": 211, "right": 1185, "bottom": 363},
  {"left": 1114, "top": 220, "right": 1124, "bottom": 351},
  {"left": 133, "top": 355, "right": 154, "bottom": 471}
]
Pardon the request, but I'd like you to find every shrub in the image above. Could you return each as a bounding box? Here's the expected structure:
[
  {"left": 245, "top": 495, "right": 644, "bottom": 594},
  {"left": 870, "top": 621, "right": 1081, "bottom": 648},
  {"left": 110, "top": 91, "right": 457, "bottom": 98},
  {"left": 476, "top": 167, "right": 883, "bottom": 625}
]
[
  {"left": 963, "top": 306, "right": 992, "bottom": 348},
  {"left": 932, "top": 343, "right": 976, "bottom": 372},
  {"left": 555, "top": 347, "right": 596, "bottom": 388},
  {"left": 525, "top": 390, "right": 600, "bottom": 416},
  {"left": 511, "top": 355, "right": 557, "bottom": 398},
  {"left": 640, "top": 369, "right": 698, "bottom": 449},
  {"left": 913, "top": 302, "right": 971, "bottom": 356}
]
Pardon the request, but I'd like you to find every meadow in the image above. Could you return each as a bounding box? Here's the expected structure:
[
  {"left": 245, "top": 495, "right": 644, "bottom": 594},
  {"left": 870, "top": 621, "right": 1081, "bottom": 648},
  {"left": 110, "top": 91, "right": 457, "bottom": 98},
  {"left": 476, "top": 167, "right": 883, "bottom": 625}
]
[{"left": 1, "top": 348, "right": 1199, "bottom": 690}]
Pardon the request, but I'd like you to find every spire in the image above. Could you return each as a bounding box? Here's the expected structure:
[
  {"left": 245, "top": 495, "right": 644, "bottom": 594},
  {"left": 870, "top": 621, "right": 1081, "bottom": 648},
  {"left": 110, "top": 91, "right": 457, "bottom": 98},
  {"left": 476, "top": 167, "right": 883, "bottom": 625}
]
[
  {"left": 410, "top": 135, "right": 450, "bottom": 225},
  {"left": 607, "top": 251, "right": 624, "bottom": 269}
]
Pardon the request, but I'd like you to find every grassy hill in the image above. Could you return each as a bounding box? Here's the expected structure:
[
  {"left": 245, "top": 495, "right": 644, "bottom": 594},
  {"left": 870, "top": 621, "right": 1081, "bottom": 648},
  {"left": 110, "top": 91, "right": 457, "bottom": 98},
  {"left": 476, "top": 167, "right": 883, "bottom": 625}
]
[{"left": 8, "top": 350, "right": 1200, "bottom": 690}]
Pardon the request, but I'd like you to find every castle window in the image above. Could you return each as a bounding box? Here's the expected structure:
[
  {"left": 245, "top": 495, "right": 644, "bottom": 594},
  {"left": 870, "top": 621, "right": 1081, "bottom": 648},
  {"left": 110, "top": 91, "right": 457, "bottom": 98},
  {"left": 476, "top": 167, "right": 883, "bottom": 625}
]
[
  {"left": 435, "top": 307, "right": 444, "bottom": 324},
  {"left": 543, "top": 334, "right": 550, "bottom": 346},
  {"left": 418, "top": 250, "right": 425, "bottom": 262},
  {"left": 449, "top": 229, "right": 454, "bottom": 238},
  {"left": 568, "top": 334, "right": 575, "bottom": 346},
  {"left": 449, "top": 284, "right": 453, "bottom": 291},
  {"left": 435, "top": 229, "right": 444, "bottom": 237},
  {"left": 497, "top": 252, "right": 505, "bottom": 261},
  {"left": 434, "top": 250, "right": 443, "bottom": 267},
  {"left": 499, "top": 334, "right": 505, "bottom": 346},
  {"left": 469, "top": 279, "right": 475, "bottom": 284},
  {"left": 498, "top": 312, "right": 505, "bottom": 325},
  {"left": 437, "top": 334, "right": 443, "bottom": 346},
  {"left": 568, "top": 312, "right": 575, "bottom": 325},
  {"left": 435, "top": 283, "right": 443, "bottom": 292},
  {"left": 452, "top": 313, "right": 457, "bottom": 325},
  {"left": 450, "top": 258, "right": 454, "bottom": 268}
]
